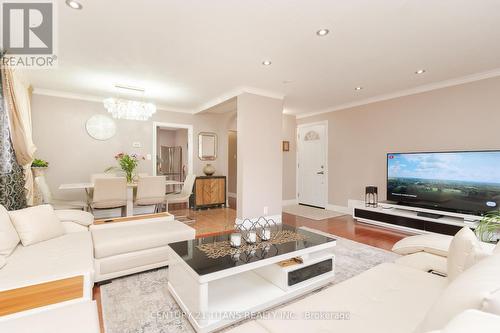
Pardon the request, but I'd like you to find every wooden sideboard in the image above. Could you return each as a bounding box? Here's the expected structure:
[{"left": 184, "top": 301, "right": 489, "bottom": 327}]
[{"left": 191, "top": 176, "right": 226, "bottom": 209}]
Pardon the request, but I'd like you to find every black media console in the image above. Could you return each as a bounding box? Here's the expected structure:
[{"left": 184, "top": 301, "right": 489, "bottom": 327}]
[{"left": 353, "top": 207, "right": 465, "bottom": 236}]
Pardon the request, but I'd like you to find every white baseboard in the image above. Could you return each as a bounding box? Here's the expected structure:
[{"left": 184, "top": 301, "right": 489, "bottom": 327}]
[
  {"left": 325, "top": 204, "right": 352, "bottom": 215},
  {"left": 227, "top": 192, "right": 237, "bottom": 198},
  {"left": 282, "top": 199, "right": 298, "bottom": 206}
]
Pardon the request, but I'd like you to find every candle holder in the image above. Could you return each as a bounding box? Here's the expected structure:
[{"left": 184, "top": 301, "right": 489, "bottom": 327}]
[{"left": 230, "top": 232, "right": 242, "bottom": 248}]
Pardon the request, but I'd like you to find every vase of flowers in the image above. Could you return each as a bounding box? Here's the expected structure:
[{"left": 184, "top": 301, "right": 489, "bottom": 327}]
[{"left": 106, "top": 153, "right": 144, "bottom": 183}]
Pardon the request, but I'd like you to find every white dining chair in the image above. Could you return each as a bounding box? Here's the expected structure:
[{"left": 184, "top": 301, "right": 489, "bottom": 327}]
[
  {"left": 134, "top": 176, "right": 166, "bottom": 213},
  {"left": 165, "top": 174, "right": 195, "bottom": 211},
  {"left": 36, "top": 177, "right": 87, "bottom": 210},
  {"left": 90, "top": 177, "right": 127, "bottom": 217}
]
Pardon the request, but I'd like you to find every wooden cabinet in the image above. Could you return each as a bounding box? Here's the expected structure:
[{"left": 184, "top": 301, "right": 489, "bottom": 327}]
[{"left": 191, "top": 176, "right": 226, "bottom": 209}]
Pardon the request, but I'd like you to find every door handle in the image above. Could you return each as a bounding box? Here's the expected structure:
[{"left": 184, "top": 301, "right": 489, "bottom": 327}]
[{"left": 316, "top": 171, "right": 324, "bottom": 175}]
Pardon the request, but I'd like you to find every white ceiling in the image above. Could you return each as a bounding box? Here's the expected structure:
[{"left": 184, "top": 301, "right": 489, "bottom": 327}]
[{"left": 26, "top": 0, "right": 500, "bottom": 116}]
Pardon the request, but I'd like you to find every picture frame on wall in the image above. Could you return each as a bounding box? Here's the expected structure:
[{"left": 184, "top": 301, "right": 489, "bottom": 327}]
[{"left": 282, "top": 141, "right": 290, "bottom": 152}]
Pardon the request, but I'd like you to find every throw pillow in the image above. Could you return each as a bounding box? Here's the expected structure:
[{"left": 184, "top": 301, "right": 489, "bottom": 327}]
[
  {"left": 9, "top": 204, "right": 64, "bottom": 246},
  {"left": 0, "top": 205, "right": 20, "bottom": 256},
  {"left": 447, "top": 227, "right": 482, "bottom": 281}
]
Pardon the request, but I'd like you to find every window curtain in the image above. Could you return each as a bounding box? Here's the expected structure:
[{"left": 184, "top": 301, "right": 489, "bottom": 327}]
[
  {"left": 0, "top": 67, "right": 27, "bottom": 210},
  {"left": 1, "top": 66, "right": 37, "bottom": 206}
]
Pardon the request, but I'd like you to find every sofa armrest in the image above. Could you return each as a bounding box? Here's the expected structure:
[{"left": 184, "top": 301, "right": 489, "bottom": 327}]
[
  {"left": 55, "top": 210, "right": 94, "bottom": 227},
  {"left": 392, "top": 233, "right": 453, "bottom": 257}
]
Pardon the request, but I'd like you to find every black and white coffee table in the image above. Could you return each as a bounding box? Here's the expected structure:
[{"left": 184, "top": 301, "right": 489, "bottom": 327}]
[{"left": 167, "top": 225, "right": 336, "bottom": 332}]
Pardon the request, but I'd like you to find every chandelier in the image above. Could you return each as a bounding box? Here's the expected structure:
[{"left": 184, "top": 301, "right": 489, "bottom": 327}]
[{"left": 103, "top": 98, "right": 156, "bottom": 121}]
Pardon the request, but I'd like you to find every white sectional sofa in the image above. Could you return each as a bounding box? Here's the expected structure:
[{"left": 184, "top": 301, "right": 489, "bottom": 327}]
[
  {"left": 228, "top": 229, "right": 500, "bottom": 333},
  {"left": 0, "top": 204, "right": 196, "bottom": 332}
]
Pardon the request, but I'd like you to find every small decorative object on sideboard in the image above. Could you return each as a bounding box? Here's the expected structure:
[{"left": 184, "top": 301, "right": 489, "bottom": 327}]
[
  {"left": 282, "top": 141, "right": 290, "bottom": 152},
  {"left": 203, "top": 163, "right": 215, "bottom": 176},
  {"left": 365, "top": 186, "right": 378, "bottom": 207}
]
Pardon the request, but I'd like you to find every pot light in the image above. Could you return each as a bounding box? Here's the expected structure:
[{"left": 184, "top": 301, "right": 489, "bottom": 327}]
[
  {"left": 355, "top": 86, "right": 363, "bottom": 91},
  {"left": 65, "top": 0, "right": 83, "bottom": 9},
  {"left": 415, "top": 69, "right": 426, "bottom": 74},
  {"left": 262, "top": 60, "right": 272, "bottom": 66},
  {"left": 316, "top": 29, "right": 330, "bottom": 37}
]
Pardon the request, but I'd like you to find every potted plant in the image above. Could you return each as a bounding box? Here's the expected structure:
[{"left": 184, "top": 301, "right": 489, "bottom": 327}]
[
  {"left": 106, "top": 153, "right": 144, "bottom": 183},
  {"left": 31, "top": 158, "right": 49, "bottom": 177},
  {"left": 475, "top": 211, "right": 500, "bottom": 243}
]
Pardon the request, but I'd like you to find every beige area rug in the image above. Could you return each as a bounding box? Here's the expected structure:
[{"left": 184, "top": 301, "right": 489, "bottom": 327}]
[
  {"left": 282, "top": 204, "right": 346, "bottom": 220},
  {"left": 100, "top": 235, "right": 399, "bottom": 333}
]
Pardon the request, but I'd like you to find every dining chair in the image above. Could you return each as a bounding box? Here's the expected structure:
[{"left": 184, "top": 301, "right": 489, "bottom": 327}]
[
  {"left": 36, "top": 177, "right": 88, "bottom": 210},
  {"left": 165, "top": 174, "right": 195, "bottom": 211},
  {"left": 90, "top": 177, "right": 127, "bottom": 217},
  {"left": 134, "top": 176, "right": 166, "bottom": 213}
]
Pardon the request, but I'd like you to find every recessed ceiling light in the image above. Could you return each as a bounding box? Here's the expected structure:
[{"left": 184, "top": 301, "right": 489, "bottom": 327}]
[
  {"left": 65, "top": 0, "right": 83, "bottom": 10},
  {"left": 316, "top": 29, "right": 330, "bottom": 37},
  {"left": 354, "top": 86, "right": 363, "bottom": 91},
  {"left": 262, "top": 60, "right": 272, "bottom": 66},
  {"left": 415, "top": 69, "right": 426, "bottom": 74}
]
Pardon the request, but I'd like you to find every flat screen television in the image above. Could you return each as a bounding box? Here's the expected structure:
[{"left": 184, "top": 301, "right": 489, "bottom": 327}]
[{"left": 387, "top": 151, "right": 500, "bottom": 215}]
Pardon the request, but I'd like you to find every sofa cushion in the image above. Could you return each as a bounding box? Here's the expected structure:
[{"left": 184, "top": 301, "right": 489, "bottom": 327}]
[
  {"left": 227, "top": 263, "right": 447, "bottom": 333},
  {"left": 395, "top": 252, "right": 447, "bottom": 275},
  {"left": 0, "top": 205, "right": 20, "bottom": 256},
  {"left": 416, "top": 252, "right": 500, "bottom": 332},
  {"left": 482, "top": 288, "right": 500, "bottom": 316},
  {"left": 92, "top": 220, "right": 195, "bottom": 259},
  {"left": 0, "top": 256, "right": 6, "bottom": 269},
  {"left": 447, "top": 227, "right": 483, "bottom": 281},
  {"left": 9, "top": 204, "right": 64, "bottom": 246},
  {"left": 440, "top": 310, "right": 500, "bottom": 333},
  {"left": 0, "top": 232, "right": 94, "bottom": 291},
  {"left": 392, "top": 233, "right": 452, "bottom": 257}
]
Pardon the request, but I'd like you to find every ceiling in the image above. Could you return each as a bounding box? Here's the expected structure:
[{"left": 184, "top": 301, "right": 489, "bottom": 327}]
[{"left": 25, "top": 0, "right": 500, "bottom": 116}]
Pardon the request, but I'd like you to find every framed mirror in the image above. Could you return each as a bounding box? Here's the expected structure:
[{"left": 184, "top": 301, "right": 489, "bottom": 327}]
[{"left": 198, "top": 132, "right": 217, "bottom": 160}]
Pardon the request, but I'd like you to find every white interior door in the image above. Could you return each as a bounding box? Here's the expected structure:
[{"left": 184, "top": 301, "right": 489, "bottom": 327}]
[{"left": 297, "top": 123, "right": 327, "bottom": 208}]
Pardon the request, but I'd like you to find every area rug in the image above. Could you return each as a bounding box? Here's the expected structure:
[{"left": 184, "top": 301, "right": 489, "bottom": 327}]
[
  {"left": 282, "top": 204, "right": 346, "bottom": 220},
  {"left": 100, "top": 235, "right": 400, "bottom": 333}
]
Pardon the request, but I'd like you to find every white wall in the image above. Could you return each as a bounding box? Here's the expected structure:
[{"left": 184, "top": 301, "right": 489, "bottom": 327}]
[
  {"left": 236, "top": 93, "right": 283, "bottom": 218},
  {"left": 297, "top": 76, "right": 500, "bottom": 207},
  {"left": 32, "top": 94, "right": 232, "bottom": 200}
]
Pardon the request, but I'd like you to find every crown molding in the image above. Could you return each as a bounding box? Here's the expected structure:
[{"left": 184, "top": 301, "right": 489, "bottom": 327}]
[
  {"left": 196, "top": 86, "right": 285, "bottom": 113},
  {"left": 31, "top": 88, "right": 195, "bottom": 114},
  {"left": 296, "top": 68, "right": 500, "bottom": 119}
]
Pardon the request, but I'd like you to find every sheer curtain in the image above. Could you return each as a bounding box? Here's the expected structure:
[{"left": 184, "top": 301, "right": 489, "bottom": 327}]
[{"left": 1, "top": 67, "right": 37, "bottom": 206}]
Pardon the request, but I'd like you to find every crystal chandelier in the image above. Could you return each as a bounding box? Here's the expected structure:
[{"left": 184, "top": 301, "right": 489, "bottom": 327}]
[{"left": 103, "top": 98, "right": 156, "bottom": 121}]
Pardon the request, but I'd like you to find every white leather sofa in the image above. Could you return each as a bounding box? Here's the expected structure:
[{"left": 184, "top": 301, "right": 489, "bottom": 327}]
[
  {"left": 227, "top": 229, "right": 500, "bottom": 333},
  {"left": 90, "top": 216, "right": 196, "bottom": 281},
  {"left": 0, "top": 204, "right": 196, "bottom": 332}
]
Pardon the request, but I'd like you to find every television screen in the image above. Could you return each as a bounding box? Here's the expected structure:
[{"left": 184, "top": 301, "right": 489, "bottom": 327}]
[{"left": 387, "top": 151, "right": 500, "bottom": 215}]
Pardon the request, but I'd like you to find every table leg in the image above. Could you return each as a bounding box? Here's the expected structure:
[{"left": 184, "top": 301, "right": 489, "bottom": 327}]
[{"left": 126, "top": 187, "right": 134, "bottom": 216}]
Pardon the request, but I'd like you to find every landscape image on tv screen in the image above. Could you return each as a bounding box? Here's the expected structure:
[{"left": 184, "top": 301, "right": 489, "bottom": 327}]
[{"left": 387, "top": 151, "right": 500, "bottom": 215}]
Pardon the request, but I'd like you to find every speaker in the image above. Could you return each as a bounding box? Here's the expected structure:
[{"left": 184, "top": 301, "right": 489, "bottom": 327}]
[{"left": 365, "top": 186, "right": 378, "bottom": 207}]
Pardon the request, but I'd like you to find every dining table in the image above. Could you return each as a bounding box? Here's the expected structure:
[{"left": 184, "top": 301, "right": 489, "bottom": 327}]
[{"left": 58, "top": 180, "right": 184, "bottom": 217}]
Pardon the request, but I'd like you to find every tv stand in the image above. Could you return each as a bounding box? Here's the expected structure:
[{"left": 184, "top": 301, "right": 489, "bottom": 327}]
[
  {"left": 416, "top": 212, "right": 443, "bottom": 219},
  {"left": 351, "top": 200, "right": 480, "bottom": 236}
]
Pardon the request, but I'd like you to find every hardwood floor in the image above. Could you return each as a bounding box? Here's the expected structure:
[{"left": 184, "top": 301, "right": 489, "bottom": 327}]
[{"left": 92, "top": 206, "right": 413, "bottom": 332}]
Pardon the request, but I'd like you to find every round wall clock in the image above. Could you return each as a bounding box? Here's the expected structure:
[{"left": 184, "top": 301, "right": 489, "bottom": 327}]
[{"left": 85, "top": 114, "right": 116, "bottom": 140}]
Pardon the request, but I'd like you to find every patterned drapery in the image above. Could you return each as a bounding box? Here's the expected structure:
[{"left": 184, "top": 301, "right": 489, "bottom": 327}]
[{"left": 0, "top": 66, "right": 27, "bottom": 210}]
